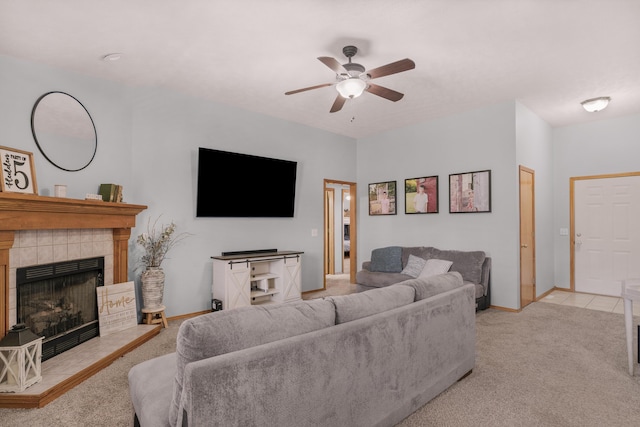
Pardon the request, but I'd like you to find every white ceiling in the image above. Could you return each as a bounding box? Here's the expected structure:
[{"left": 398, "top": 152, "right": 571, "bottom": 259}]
[{"left": 2, "top": 0, "right": 639, "bottom": 139}]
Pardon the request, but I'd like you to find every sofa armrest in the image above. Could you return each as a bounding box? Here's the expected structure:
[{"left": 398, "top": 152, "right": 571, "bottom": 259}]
[{"left": 480, "top": 257, "right": 491, "bottom": 296}]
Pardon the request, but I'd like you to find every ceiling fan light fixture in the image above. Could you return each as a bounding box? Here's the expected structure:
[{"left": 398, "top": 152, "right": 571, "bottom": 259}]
[
  {"left": 581, "top": 96, "right": 611, "bottom": 112},
  {"left": 337, "top": 78, "right": 367, "bottom": 99}
]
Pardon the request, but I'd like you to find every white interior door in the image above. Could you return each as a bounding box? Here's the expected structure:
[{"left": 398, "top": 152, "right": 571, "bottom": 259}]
[{"left": 574, "top": 175, "right": 640, "bottom": 296}]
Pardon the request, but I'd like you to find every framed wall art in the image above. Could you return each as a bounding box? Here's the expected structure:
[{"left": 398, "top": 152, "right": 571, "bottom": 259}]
[
  {"left": 405, "top": 176, "right": 438, "bottom": 214},
  {"left": 368, "top": 181, "right": 396, "bottom": 215},
  {"left": 0, "top": 146, "right": 38, "bottom": 194},
  {"left": 449, "top": 170, "right": 491, "bottom": 213}
]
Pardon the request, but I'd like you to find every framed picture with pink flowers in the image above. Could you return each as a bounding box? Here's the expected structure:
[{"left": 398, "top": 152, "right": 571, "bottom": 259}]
[{"left": 449, "top": 170, "right": 491, "bottom": 213}]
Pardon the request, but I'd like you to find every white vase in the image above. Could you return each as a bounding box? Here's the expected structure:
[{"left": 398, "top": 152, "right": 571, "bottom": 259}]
[{"left": 141, "top": 267, "right": 165, "bottom": 309}]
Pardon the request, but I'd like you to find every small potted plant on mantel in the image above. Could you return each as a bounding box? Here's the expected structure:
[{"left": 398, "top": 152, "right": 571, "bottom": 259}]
[{"left": 136, "top": 216, "right": 190, "bottom": 310}]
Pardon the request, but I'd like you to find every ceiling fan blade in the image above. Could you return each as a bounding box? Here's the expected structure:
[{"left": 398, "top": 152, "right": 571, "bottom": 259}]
[
  {"left": 285, "top": 83, "right": 334, "bottom": 95},
  {"left": 365, "top": 83, "right": 404, "bottom": 102},
  {"left": 330, "top": 95, "right": 347, "bottom": 113},
  {"left": 318, "top": 56, "right": 348, "bottom": 74},
  {"left": 366, "top": 58, "right": 415, "bottom": 80}
]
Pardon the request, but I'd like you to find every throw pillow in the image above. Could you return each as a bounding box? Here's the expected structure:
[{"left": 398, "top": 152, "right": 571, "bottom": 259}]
[
  {"left": 418, "top": 258, "right": 453, "bottom": 278},
  {"left": 369, "top": 246, "right": 403, "bottom": 273},
  {"left": 431, "top": 249, "right": 485, "bottom": 284},
  {"left": 400, "top": 254, "right": 427, "bottom": 278}
]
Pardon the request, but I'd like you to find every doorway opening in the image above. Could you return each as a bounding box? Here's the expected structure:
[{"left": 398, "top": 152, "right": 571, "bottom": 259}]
[
  {"left": 519, "top": 166, "right": 536, "bottom": 309},
  {"left": 324, "top": 180, "right": 357, "bottom": 291}
]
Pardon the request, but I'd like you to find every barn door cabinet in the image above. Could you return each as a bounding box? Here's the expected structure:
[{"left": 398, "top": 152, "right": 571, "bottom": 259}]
[{"left": 211, "top": 250, "right": 303, "bottom": 310}]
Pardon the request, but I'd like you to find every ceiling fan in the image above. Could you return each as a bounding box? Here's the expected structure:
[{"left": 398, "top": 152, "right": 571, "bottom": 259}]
[{"left": 285, "top": 45, "right": 415, "bottom": 113}]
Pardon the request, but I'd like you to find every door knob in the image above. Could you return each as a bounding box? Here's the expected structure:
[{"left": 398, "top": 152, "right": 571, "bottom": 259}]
[{"left": 521, "top": 244, "right": 528, "bottom": 248}]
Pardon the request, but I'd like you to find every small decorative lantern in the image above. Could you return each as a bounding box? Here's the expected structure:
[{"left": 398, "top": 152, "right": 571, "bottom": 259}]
[{"left": 0, "top": 324, "right": 44, "bottom": 392}]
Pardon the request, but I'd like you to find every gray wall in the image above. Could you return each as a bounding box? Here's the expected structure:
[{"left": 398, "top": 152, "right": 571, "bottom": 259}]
[
  {"left": 356, "top": 102, "right": 522, "bottom": 308},
  {"left": 129, "top": 88, "right": 356, "bottom": 315},
  {"left": 0, "top": 55, "right": 134, "bottom": 198},
  {"left": 515, "top": 103, "right": 555, "bottom": 299}
]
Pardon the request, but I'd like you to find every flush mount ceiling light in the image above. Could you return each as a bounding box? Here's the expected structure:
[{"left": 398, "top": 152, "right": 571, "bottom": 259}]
[
  {"left": 336, "top": 78, "right": 367, "bottom": 99},
  {"left": 581, "top": 96, "right": 611, "bottom": 112},
  {"left": 101, "top": 53, "right": 123, "bottom": 62}
]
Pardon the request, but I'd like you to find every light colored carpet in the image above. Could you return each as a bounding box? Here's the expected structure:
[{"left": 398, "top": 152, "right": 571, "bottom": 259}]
[
  {"left": 1, "top": 302, "right": 640, "bottom": 426},
  {"left": 398, "top": 302, "right": 640, "bottom": 426}
]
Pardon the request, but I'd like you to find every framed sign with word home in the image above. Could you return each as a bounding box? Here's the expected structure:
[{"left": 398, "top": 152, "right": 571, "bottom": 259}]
[
  {"left": 0, "top": 146, "right": 38, "bottom": 194},
  {"left": 97, "top": 281, "right": 138, "bottom": 337}
]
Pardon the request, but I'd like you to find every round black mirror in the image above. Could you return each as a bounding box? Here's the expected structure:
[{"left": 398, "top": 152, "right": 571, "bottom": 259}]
[{"left": 31, "top": 92, "right": 97, "bottom": 172}]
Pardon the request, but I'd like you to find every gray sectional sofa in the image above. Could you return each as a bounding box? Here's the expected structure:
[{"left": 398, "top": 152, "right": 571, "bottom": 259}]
[
  {"left": 356, "top": 246, "right": 491, "bottom": 311},
  {"left": 128, "top": 272, "right": 476, "bottom": 427}
]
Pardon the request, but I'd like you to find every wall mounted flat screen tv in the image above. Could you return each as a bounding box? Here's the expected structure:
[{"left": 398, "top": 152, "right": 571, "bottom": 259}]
[{"left": 196, "top": 147, "right": 297, "bottom": 217}]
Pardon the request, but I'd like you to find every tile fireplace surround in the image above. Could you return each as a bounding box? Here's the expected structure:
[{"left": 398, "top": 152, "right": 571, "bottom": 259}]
[{"left": 0, "top": 192, "right": 156, "bottom": 408}]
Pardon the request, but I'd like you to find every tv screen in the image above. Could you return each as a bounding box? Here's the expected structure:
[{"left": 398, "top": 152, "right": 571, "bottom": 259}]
[{"left": 196, "top": 147, "right": 297, "bottom": 217}]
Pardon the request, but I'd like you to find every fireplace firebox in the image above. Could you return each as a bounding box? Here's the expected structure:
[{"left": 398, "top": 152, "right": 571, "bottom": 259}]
[{"left": 17, "top": 257, "right": 104, "bottom": 361}]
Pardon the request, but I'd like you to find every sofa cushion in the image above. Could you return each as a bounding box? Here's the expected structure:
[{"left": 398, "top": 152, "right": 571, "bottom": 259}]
[
  {"left": 418, "top": 259, "right": 453, "bottom": 278},
  {"left": 327, "top": 284, "right": 415, "bottom": 324},
  {"left": 431, "top": 248, "right": 486, "bottom": 284},
  {"left": 170, "top": 299, "right": 335, "bottom": 426},
  {"left": 401, "top": 247, "right": 438, "bottom": 268},
  {"left": 369, "top": 246, "right": 403, "bottom": 272},
  {"left": 356, "top": 269, "right": 413, "bottom": 289},
  {"left": 399, "top": 271, "right": 464, "bottom": 301},
  {"left": 128, "top": 352, "right": 175, "bottom": 427},
  {"left": 401, "top": 254, "right": 427, "bottom": 278}
]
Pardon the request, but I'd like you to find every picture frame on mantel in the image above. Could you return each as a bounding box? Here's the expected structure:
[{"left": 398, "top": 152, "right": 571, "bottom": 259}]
[{"left": 0, "top": 146, "right": 38, "bottom": 194}]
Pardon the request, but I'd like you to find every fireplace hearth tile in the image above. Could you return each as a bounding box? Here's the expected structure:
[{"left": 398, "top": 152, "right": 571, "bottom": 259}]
[
  {"left": 37, "top": 245, "right": 53, "bottom": 264},
  {"left": 68, "top": 243, "right": 81, "bottom": 259},
  {"left": 37, "top": 230, "right": 53, "bottom": 246},
  {"left": 53, "top": 244, "right": 68, "bottom": 262},
  {"left": 68, "top": 229, "right": 81, "bottom": 243},
  {"left": 18, "top": 246, "right": 37, "bottom": 267},
  {"left": 52, "top": 229, "right": 68, "bottom": 245},
  {"left": 81, "top": 229, "right": 93, "bottom": 242},
  {"left": 0, "top": 324, "right": 160, "bottom": 408},
  {"left": 19, "top": 230, "right": 38, "bottom": 247},
  {"left": 80, "top": 242, "right": 93, "bottom": 257}
]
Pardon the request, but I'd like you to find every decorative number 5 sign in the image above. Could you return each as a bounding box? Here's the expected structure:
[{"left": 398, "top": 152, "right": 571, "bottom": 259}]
[{"left": 0, "top": 146, "right": 38, "bottom": 194}]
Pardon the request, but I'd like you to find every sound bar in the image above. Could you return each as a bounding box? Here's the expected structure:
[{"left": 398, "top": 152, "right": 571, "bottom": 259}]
[{"left": 221, "top": 248, "right": 278, "bottom": 256}]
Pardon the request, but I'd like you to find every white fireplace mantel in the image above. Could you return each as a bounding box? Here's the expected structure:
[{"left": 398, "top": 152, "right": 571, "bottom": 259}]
[{"left": 0, "top": 192, "right": 147, "bottom": 339}]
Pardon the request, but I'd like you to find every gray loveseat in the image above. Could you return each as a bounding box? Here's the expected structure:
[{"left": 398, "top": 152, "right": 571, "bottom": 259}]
[
  {"left": 356, "top": 246, "right": 491, "bottom": 311},
  {"left": 128, "top": 272, "right": 475, "bottom": 427}
]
